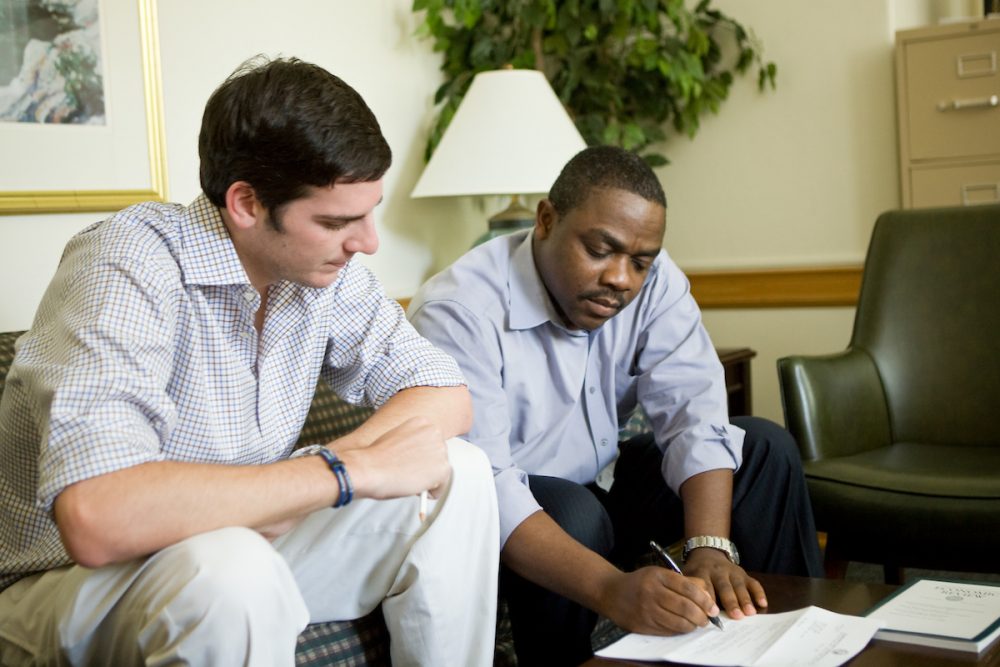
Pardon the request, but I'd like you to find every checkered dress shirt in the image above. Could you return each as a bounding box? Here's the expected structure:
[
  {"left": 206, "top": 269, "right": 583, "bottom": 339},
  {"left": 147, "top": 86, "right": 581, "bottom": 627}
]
[{"left": 0, "top": 194, "right": 464, "bottom": 591}]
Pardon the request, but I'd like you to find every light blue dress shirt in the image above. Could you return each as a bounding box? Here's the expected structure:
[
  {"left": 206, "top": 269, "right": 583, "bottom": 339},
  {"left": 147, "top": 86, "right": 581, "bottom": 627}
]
[{"left": 409, "top": 230, "right": 744, "bottom": 547}]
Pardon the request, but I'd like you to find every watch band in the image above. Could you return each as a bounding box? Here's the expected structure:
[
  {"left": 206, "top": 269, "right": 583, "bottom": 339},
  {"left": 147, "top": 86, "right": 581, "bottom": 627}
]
[
  {"left": 682, "top": 535, "right": 740, "bottom": 565},
  {"left": 294, "top": 444, "right": 353, "bottom": 508}
]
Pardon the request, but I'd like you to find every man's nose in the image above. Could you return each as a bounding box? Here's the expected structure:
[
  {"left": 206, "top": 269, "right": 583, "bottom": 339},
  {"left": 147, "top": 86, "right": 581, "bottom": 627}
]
[
  {"left": 600, "top": 256, "right": 632, "bottom": 290},
  {"left": 346, "top": 216, "right": 379, "bottom": 255}
]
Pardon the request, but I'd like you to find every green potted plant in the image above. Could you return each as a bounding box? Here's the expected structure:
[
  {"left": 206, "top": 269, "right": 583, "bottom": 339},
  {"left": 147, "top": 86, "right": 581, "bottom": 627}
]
[{"left": 413, "top": 0, "right": 776, "bottom": 165}]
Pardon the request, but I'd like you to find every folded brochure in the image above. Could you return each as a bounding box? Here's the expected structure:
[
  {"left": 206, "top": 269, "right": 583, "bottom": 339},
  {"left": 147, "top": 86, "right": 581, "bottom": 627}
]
[{"left": 866, "top": 578, "right": 1000, "bottom": 654}]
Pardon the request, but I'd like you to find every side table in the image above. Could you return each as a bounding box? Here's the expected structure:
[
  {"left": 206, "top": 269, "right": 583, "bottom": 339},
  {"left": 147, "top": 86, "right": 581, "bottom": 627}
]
[{"left": 717, "top": 347, "right": 756, "bottom": 416}]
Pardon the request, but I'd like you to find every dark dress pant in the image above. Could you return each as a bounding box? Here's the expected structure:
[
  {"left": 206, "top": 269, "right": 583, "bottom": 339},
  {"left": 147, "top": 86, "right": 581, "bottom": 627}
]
[{"left": 499, "top": 416, "right": 823, "bottom": 666}]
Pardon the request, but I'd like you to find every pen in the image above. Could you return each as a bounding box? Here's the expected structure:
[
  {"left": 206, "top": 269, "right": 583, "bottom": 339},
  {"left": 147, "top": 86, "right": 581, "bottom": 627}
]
[
  {"left": 419, "top": 490, "right": 428, "bottom": 522},
  {"left": 649, "top": 540, "right": 725, "bottom": 631}
]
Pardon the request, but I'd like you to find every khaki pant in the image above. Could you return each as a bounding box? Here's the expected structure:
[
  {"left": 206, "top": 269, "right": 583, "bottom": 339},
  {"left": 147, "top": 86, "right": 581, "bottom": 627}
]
[{"left": 0, "top": 439, "right": 499, "bottom": 666}]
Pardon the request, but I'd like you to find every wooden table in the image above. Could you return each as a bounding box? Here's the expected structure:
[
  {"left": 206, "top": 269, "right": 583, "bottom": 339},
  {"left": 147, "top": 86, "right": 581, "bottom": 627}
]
[{"left": 584, "top": 572, "right": 1000, "bottom": 666}]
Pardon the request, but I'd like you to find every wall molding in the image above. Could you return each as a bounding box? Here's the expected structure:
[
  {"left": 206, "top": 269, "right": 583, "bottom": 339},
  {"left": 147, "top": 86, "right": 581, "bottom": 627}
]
[
  {"left": 687, "top": 265, "right": 863, "bottom": 309},
  {"left": 399, "top": 265, "right": 864, "bottom": 311}
]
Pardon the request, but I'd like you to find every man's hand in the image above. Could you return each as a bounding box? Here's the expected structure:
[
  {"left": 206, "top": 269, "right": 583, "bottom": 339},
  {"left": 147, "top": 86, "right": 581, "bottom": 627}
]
[
  {"left": 678, "top": 468, "right": 766, "bottom": 620},
  {"left": 333, "top": 416, "right": 452, "bottom": 501},
  {"left": 682, "top": 547, "right": 767, "bottom": 620},
  {"left": 255, "top": 417, "right": 452, "bottom": 541},
  {"left": 600, "top": 566, "right": 720, "bottom": 635}
]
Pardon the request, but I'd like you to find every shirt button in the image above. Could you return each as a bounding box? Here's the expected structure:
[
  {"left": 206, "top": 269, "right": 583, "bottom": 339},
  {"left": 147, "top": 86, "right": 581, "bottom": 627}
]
[
  {"left": 600, "top": 438, "right": 608, "bottom": 446},
  {"left": 241, "top": 331, "right": 251, "bottom": 339},
  {"left": 243, "top": 291, "right": 255, "bottom": 303},
  {"left": 589, "top": 386, "right": 596, "bottom": 394}
]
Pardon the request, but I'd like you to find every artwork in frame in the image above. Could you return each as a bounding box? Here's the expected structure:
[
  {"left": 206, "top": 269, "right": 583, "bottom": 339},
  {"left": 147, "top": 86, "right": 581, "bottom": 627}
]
[
  {"left": 0, "top": 0, "right": 167, "bottom": 214},
  {"left": 0, "top": 0, "right": 106, "bottom": 124}
]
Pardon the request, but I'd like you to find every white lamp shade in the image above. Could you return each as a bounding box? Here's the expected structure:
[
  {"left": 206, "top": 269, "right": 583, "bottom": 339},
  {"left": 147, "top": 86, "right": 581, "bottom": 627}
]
[{"left": 411, "top": 69, "right": 587, "bottom": 198}]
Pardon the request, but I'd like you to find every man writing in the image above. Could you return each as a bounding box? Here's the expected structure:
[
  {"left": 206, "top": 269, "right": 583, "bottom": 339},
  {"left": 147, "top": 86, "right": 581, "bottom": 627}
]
[
  {"left": 0, "top": 57, "right": 498, "bottom": 666},
  {"left": 409, "top": 145, "right": 822, "bottom": 665}
]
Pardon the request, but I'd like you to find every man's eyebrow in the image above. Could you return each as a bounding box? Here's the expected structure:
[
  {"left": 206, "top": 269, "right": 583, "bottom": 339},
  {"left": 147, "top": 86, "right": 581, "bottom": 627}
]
[
  {"left": 316, "top": 196, "right": 384, "bottom": 222},
  {"left": 593, "top": 229, "right": 660, "bottom": 257}
]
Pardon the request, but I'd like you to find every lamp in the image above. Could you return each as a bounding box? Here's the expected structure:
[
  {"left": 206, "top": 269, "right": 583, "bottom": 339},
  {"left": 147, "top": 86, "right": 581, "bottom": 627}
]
[{"left": 411, "top": 68, "right": 587, "bottom": 246}]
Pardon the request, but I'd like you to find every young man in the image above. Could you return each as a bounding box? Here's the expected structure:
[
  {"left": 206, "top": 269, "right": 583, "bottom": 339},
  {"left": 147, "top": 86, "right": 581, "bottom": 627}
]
[
  {"left": 409, "top": 145, "right": 823, "bottom": 666},
  {"left": 0, "top": 57, "right": 498, "bottom": 666}
]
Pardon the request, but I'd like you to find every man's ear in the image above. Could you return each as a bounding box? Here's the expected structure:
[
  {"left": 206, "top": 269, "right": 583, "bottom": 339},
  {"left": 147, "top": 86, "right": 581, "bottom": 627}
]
[
  {"left": 224, "top": 181, "right": 264, "bottom": 231},
  {"left": 535, "top": 199, "right": 558, "bottom": 240}
]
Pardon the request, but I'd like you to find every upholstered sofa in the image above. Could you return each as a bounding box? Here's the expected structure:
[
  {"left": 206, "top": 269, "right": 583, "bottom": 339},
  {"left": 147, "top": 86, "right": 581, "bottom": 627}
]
[{"left": 0, "top": 329, "right": 516, "bottom": 666}]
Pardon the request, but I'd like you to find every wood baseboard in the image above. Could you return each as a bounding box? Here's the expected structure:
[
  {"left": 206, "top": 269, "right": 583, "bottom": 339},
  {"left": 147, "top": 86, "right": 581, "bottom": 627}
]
[
  {"left": 398, "top": 265, "right": 863, "bottom": 311},
  {"left": 687, "top": 265, "right": 863, "bottom": 309}
]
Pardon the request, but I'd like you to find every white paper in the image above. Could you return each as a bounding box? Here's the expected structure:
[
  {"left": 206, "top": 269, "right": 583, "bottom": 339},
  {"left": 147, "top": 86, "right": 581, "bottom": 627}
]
[
  {"left": 595, "top": 606, "right": 882, "bottom": 667},
  {"left": 868, "top": 579, "right": 1000, "bottom": 641}
]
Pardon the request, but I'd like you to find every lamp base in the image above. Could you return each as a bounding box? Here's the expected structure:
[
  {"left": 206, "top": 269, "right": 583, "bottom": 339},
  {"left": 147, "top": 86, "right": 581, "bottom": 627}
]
[{"left": 472, "top": 195, "right": 536, "bottom": 247}]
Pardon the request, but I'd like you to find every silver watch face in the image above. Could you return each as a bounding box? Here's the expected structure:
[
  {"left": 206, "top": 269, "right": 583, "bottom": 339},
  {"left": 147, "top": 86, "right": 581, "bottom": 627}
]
[{"left": 684, "top": 537, "right": 739, "bottom": 565}]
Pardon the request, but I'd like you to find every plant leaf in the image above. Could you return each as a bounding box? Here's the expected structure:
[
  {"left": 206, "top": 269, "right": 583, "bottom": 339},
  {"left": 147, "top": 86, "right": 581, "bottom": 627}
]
[{"left": 412, "top": 0, "right": 776, "bottom": 162}]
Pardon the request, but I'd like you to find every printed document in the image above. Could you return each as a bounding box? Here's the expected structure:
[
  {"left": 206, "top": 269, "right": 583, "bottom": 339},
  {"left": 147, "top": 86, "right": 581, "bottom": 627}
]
[
  {"left": 595, "top": 605, "right": 881, "bottom": 667},
  {"left": 867, "top": 578, "right": 1000, "bottom": 653}
]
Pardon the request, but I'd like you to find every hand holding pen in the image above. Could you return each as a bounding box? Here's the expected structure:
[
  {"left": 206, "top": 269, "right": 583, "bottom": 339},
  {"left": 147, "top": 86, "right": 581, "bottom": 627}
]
[{"left": 650, "top": 540, "right": 725, "bottom": 631}]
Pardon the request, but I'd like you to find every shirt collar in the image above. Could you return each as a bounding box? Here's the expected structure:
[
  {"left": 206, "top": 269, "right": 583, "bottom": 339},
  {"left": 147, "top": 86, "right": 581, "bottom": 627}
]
[
  {"left": 509, "top": 229, "right": 563, "bottom": 331},
  {"left": 177, "top": 194, "right": 253, "bottom": 287}
]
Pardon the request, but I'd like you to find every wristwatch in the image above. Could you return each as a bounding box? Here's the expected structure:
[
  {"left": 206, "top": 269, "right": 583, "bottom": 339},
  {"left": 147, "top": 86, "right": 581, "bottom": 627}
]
[{"left": 682, "top": 536, "right": 740, "bottom": 565}]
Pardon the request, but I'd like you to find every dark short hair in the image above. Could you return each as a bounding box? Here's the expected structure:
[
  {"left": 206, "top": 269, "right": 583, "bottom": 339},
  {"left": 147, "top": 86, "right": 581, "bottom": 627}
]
[
  {"left": 199, "top": 56, "right": 392, "bottom": 212},
  {"left": 548, "top": 145, "right": 666, "bottom": 216}
]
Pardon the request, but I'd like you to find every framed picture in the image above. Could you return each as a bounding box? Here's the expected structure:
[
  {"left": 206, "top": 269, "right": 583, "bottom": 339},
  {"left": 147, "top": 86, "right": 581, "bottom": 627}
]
[{"left": 0, "top": 0, "right": 167, "bottom": 215}]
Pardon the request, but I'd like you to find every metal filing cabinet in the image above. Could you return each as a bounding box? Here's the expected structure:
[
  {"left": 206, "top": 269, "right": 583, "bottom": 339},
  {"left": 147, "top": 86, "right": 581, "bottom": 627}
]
[{"left": 895, "top": 18, "right": 1000, "bottom": 208}]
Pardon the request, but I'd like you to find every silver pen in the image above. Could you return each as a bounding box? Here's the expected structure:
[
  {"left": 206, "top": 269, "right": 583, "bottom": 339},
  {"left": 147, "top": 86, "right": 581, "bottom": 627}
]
[{"left": 649, "top": 540, "right": 725, "bottom": 631}]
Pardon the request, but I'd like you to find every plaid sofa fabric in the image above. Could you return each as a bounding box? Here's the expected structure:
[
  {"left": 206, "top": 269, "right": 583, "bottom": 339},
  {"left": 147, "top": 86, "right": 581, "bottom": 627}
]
[
  {"left": 296, "top": 613, "right": 390, "bottom": 667},
  {"left": 295, "top": 381, "right": 373, "bottom": 450}
]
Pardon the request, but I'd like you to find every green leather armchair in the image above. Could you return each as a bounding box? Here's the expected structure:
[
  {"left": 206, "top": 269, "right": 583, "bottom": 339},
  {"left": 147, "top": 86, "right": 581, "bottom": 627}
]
[{"left": 778, "top": 205, "right": 1000, "bottom": 579}]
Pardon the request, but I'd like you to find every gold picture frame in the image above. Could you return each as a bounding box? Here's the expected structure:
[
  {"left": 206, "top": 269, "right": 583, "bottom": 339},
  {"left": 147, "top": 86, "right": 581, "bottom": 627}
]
[{"left": 0, "top": 0, "right": 168, "bottom": 215}]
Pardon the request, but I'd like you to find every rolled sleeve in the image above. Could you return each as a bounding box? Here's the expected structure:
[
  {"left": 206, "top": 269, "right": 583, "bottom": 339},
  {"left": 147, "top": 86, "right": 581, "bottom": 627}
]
[
  {"left": 660, "top": 422, "right": 745, "bottom": 494},
  {"left": 495, "top": 467, "right": 543, "bottom": 547},
  {"left": 634, "top": 259, "right": 745, "bottom": 495},
  {"left": 31, "top": 255, "right": 178, "bottom": 511}
]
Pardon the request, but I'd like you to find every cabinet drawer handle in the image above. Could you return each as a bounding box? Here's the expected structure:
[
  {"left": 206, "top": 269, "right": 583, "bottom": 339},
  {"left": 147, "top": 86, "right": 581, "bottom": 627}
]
[
  {"left": 937, "top": 94, "right": 999, "bottom": 111},
  {"left": 957, "top": 51, "right": 997, "bottom": 78},
  {"left": 961, "top": 183, "right": 1000, "bottom": 206}
]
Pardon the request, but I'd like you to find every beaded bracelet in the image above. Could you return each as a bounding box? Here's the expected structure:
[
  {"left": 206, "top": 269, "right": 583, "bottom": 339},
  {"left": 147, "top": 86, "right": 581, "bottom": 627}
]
[{"left": 313, "top": 447, "right": 354, "bottom": 508}]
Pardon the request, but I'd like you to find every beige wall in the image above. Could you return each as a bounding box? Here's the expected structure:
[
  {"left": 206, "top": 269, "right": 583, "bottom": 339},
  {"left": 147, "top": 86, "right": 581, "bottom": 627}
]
[
  {"left": 0, "top": 0, "right": 958, "bottom": 423},
  {"left": 0, "top": 1, "right": 480, "bottom": 331},
  {"left": 656, "top": 0, "right": 901, "bottom": 422}
]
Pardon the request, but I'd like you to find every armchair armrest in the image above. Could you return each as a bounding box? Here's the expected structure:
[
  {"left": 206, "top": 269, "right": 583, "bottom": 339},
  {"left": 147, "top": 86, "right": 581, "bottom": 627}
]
[{"left": 777, "top": 348, "right": 891, "bottom": 461}]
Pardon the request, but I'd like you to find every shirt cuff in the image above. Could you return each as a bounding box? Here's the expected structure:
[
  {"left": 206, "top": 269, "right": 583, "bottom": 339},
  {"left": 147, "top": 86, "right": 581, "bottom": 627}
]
[
  {"left": 662, "top": 421, "right": 746, "bottom": 494},
  {"left": 496, "top": 466, "right": 542, "bottom": 548}
]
